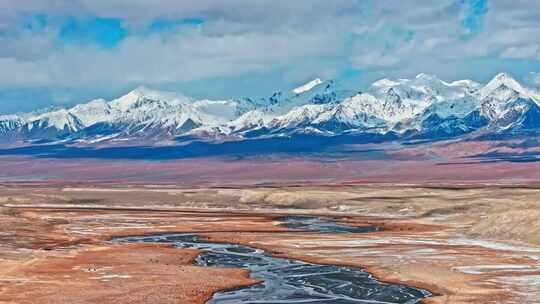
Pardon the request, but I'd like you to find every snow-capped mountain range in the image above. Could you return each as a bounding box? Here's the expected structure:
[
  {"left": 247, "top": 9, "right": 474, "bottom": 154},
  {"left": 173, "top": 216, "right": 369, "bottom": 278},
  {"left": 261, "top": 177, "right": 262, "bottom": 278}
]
[{"left": 2, "top": 73, "right": 540, "bottom": 145}]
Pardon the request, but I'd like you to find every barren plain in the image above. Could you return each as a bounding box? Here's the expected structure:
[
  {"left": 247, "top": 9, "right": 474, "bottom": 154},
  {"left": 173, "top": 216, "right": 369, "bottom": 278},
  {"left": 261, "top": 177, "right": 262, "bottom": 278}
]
[{"left": 1, "top": 183, "right": 539, "bottom": 303}]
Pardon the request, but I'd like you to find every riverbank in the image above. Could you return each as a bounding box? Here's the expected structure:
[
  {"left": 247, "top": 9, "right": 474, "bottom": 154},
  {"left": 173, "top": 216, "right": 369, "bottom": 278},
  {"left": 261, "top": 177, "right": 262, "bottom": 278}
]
[
  {"left": 118, "top": 217, "right": 430, "bottom": 303},
  {"left": 1, "top": 184, "right": 539, "bottom": 303}
]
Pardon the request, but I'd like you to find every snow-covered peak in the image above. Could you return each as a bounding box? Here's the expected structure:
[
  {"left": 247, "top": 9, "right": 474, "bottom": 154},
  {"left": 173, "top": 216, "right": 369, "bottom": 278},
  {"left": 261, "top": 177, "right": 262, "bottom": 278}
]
[
  {"left": 70, "top": 98, "right": 109, "bottom": 113},
  {"left": 226, "top": 109, "right": 268, "bottom": 131},
  {"left": 477, "top": 73, "right": 540, "bottom": 104},
  {"left": 110, "top": 86, "right": 189, "bottom": 111},
  {"left": 479, "top": 73, "right": 528, "bottom": 99},
  {"left": 69, "top": 99, "right": 112, "bottom": 126},
  {"left": 369, "top": 73, "right": 470, "bottom": 104},
  {"left": 493, "top": 72, "right": 519, "bottom": 83},
  {"left": 110, "top": 88, "right": 148, "bottom": 111},
  {"left": 28, "top": 109, "right": 83, "bottom": 132},
  {"left": 292, "top": 78, "right": 323, "bottom": 94},
  {"left": 263, "top": 79, "right": 347, "bottom": 115}
]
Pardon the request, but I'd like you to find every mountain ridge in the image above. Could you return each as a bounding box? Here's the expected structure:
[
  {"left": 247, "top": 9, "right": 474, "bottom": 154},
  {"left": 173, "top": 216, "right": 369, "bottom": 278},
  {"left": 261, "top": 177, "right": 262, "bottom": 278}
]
[{"left": 2, "top": 73, "right": 540, "bottom": 146}]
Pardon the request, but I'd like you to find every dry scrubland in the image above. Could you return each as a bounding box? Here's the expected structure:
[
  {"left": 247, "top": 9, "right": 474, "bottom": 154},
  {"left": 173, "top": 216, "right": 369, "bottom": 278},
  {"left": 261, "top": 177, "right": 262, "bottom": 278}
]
[{"left": 0, "top": 183, "right": 540, "bottom": 303}]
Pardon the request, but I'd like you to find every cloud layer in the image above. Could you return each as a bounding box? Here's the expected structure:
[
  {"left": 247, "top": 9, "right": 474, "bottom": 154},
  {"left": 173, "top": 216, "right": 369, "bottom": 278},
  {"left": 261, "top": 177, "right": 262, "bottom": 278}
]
[{"left": 0, "top": 0, "right": 539, "bottom": 112}]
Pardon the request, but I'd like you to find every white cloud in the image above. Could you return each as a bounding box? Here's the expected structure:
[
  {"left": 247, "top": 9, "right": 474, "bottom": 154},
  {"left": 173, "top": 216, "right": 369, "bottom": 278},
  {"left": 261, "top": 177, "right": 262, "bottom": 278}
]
[
  {"left": 500, "top": 45, "right": 540, "bottom": 59},
  {"left": 351, "top": 53, "right": 401, "bottom": 68},
  {"left": 0, "top": 58, "right": 50, "bottom": 86},
  {"left": 0, "top": 0, "right": 539, "bottom": 101},
  {"left": 0, "top": 27, "right": 343, "bottom": 88}
]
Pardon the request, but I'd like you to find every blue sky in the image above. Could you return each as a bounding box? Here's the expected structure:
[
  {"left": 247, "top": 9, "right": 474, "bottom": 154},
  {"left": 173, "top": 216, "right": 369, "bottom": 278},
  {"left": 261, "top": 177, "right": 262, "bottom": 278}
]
[{"left": 0, "top": 0, "right": 539, "bottom": 113}]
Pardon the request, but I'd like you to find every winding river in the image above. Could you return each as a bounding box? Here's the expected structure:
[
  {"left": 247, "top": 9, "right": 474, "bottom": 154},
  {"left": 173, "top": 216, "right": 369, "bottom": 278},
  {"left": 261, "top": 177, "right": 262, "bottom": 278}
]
[{"left": 117, "top": 216, "right": 431, "bottom": 303}]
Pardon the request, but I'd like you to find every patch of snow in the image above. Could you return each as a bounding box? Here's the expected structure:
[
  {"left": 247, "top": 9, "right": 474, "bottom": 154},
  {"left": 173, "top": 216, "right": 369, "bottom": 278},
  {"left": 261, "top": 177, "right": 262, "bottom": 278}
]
[{"left": 292, "top": 78, "right": 323, "bottom": 94}]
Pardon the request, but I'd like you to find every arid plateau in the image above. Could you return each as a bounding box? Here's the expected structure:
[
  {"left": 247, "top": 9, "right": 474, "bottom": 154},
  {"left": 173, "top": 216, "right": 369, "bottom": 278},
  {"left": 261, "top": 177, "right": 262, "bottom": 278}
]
[{"left": 1, "top": 183, "right": 539, "bottom": 303}]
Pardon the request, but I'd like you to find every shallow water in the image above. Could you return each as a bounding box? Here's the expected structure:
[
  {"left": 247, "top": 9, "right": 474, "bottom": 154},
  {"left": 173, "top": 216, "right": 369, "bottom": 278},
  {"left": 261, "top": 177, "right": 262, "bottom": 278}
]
[
  {"left": 117, "top": 216, "right": 431, "bottom": 304},
  {"left": 275, "top": 215, "right": 380, "bottom": 234}
]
